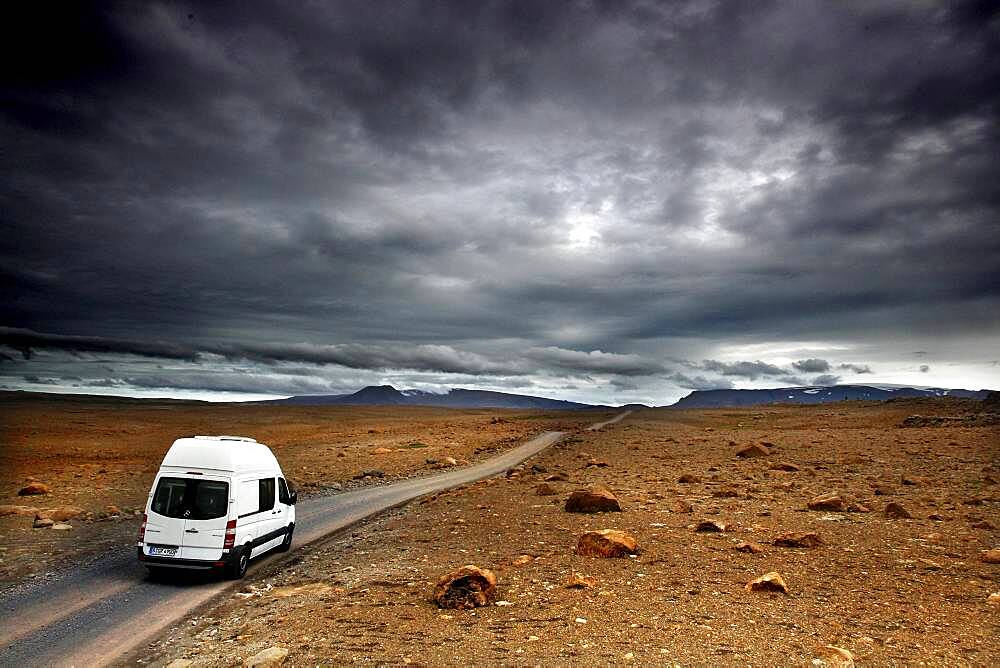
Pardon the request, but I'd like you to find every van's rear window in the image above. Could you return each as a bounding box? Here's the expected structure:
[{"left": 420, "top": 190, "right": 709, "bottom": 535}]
[{"left": 151, "top": 477, "right": 229, "bottom": 520}]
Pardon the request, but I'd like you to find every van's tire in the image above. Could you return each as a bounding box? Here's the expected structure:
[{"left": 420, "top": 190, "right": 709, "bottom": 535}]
[
  {"left": 277, "top": 524, "right": 294, "bottom": 552},
  {"left": 226, "top": 546, "right": 250, "bottom": 579}
]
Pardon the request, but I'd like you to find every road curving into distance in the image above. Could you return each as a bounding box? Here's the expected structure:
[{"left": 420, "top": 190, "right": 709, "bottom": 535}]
[{"left": 0, "top": 412, "right": 631, "bottom": 666}]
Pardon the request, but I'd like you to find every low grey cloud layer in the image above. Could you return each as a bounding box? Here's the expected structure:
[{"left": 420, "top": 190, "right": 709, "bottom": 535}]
[{"left": 2, "top": 1, "right": 998, "bottom": 403}]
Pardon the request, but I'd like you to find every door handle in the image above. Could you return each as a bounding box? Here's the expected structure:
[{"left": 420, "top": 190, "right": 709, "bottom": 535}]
[{"left": 185, "top": 528, "right": 199, "bottom": 533}]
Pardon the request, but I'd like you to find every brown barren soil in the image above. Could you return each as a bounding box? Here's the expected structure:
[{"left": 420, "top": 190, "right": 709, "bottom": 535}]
[
  {"left": 139, "top": 399, "right": 1000, "bottom": 666},
  {"left": 0, "top": 391, "right": 599, "bottom": 588}
]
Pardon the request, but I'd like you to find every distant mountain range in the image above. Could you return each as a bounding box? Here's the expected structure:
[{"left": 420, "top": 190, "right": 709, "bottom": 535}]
[
  {"left": 670, "top": 384, "right": 992, "bottom": 408},
  {"left": 269, "top": 385, "right": 605, "bottom": 410}
]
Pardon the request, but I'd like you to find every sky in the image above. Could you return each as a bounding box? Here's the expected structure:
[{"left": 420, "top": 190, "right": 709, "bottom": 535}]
[{"left": 1, "top": 0, "right": 999, "bottom": 405}]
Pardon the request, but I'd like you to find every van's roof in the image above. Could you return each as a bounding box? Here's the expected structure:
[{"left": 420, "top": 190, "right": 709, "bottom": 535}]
[{"left": 161, "top": 435, "right": 280, "bottom": 474}]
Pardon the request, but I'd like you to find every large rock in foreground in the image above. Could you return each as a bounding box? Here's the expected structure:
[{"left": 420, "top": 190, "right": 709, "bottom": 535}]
[
  {"left": 745, "top": 571, "right": 789, "bottom": 594},
  {"left": 18, "top": 482, "right": 50, "bottom": 496},
  {"left": 432, "top": 565, "right": 498, "bottom": 609},
  {"left": 576, "top": 529, "right": 639, "bottom": 558},
  {"left": 565, "top": 486, "right": 622, "bottom": 513},
  {"left": 735, "top": 443, "right": 770, "bottom": 458},
  {"left": 807, "top": 492, "right": 846, "bottom": 512},
  {"left": 245, "top": 646, "right": 289, "bottom": 667}
]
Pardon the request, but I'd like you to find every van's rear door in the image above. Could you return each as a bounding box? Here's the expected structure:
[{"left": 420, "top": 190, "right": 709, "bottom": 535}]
[
  {"left": 144, "top": 476, "right": 188, "bottom": 555},
  {"left": 180, "top": 477, "right": 231, "bottom": 561}
]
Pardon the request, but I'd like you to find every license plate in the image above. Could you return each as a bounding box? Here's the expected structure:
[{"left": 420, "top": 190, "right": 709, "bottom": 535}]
[{"left": 149, "top": 546, "right": 177, "bottom": 557}]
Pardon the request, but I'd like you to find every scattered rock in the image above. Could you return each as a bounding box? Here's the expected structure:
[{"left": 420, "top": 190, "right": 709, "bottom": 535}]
[
  {"left": 769, "top": 461, "right": 799, "bottom": 472},
  {"left": 585, "top": 458, "right": 610, "bottom": 468},
  {"left": 695, "top": 520, "right": 728, "bottom": 533},
  {"left": 712, "top": 487, "right": 739, "bottom": 498},
  {"left": 441, "top": 457, "right": 458, "bottom": 467},
  {"left": 534, "top": 483, "right": 558, "bottom": 496},
  {"left": 988, "top": 592, "right": 1000, "bottom": 606},
  {"left": 104, "top": 504, "right": 121, "bottom": 516},
  {"left": 981, "top": 549, "right": 1000, "bottom": 564},
  {"left": 576, "top": 529, "right": 639, "bottom": 558},
  {"left": 773, "top": 531, "right": 823, "bottom": 548},
  {"left": 670, "top": 498, "right": 693, "bottom": 513},
  {"left": 37, "top": 506, "right": 85, "bottom": 522},
  {"left": 735, "top": 541, "right": 764, "bottom": 553},
  {"left": 511, "top": 554, "right": 533, "bottom": 566},
  {"left": 745, "top": 571, "right": 789, "bottom": 594},
  {"left": 32, "top": 517, "right": 54, "bottom": 528},
  {"left": 51, "top": 523, "right": 73, "bottom": 531},
  {"left": 165, "top": 660, "right": 194, "bottom": 668},
  {"left": 846, "top": 502, "right": 871, "bottom": 513},
  {"left": 18, "top": 482, "right": 50, "bottom": 496},
  {"left": 564, "top": 487, "right": 622, "bottom": 513},
  {"left": 0, "top": 505, "right": 40, "bottom": 517},
  {"left": 530, "top": 464, "right": 547, "bottom": 473},
  {"left": 735, "top": 443, "right": 770, "bottom": 458},
  {"left": 971, "top": 520, "right": 995, "bottom": 530},
  {"left": 372, "top": 447, "right": 393, "bottom": 454},
  {"left": 432, "top": 565, "right": 498, "bottom": 609},
  {"left": 918, "top": 558, "right": 942, "bottom": 570},
  {"left": 677, "top": 474, "right": 699, "bottom": 484},
  {"left": 901, "top": 475, "right": 923, "bottom": 486},
  {"left": 813, "top": 645, "right": 855, "bottom": 667},
  {"left": 544, "top": 473, "right": 567, "bottom": 482},
  {"left": 564, "top": 573, "right": 598, "bottom": 589},
  {"left": 808, "top": 492, "right": 846, "bottom": 512},
  {"left": 884, "top": 502, "right": 914, "bottom": 519},
  {"left": 354, "top": 469, "right": 385, "bottom": 479},
  {"left": 927, "top": 513, "right": 944, "bottom": 521},
  {"left": 245, "top": 646, "right": 289, "bottom": 667}
]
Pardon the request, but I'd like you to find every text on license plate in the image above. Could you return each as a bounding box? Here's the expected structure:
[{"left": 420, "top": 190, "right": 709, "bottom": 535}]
[{"left": 149, "top": 546, "right": 177, "bottom": 557}]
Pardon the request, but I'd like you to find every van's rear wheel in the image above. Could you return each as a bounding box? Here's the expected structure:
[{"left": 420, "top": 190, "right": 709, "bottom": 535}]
[
  {"left": 277, "top": 524, "right": 294, "bottom": 552},
  {"left": 226, "top": 547, "right": 249, "bottom": 579}
]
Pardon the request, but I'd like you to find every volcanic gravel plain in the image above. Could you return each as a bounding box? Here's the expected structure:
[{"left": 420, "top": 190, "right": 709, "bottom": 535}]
[{"left": 129, "top": 397, "right": 1000, "bottom": 666}]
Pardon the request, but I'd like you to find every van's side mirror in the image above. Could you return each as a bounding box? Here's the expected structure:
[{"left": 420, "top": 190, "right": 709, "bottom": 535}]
[{"left": 289, "top": 490, "right": 298, "bottom": 505}]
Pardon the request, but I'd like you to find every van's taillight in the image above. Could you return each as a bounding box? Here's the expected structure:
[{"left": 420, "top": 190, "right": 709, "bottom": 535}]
[
  {"left": 223, "top": 519, "right": 237, "bottom": 549},
  {"left": 137, "top": 513, "right": 148, "bottom": 545}
]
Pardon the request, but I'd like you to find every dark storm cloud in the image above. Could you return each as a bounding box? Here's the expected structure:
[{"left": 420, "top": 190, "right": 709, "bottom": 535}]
[
  {"left": 839, "top": 363, "right": 873, "bottom": 374},
  {"left": 811, "top": 374, "right": 841, "bottom": 386},
  {"left": 700, "top": 360, "right": 786, "bottom": 380},
  {"left": 668, "top": 373, "right": 734, "bottom": 391},
  {"left": 793, "top": 359, "right": 831, "bottom": 373},
  {"left": 2, "top": 1, "right": 998, "bottom": 402}
]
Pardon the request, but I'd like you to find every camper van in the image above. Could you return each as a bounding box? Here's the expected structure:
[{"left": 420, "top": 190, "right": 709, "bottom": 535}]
[{"left": 137, "top": 435, "right": 297, "bottom": 579}]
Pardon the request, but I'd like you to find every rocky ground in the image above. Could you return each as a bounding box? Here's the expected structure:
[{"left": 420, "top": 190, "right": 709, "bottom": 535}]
[
  {"left": 0, "top": 392, "right": 596, "bottom": 588},
  {"left": 136, "top": 397, "right": 1000, "bottom": 666}
]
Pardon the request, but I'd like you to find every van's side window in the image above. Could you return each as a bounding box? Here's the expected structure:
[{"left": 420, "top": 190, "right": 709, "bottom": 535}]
[
  {"left": 258, "top": 477, "right": 275, "bottom": 513},
  {"left": 278, "top": 477, "right": 290, "bottom": 505}
]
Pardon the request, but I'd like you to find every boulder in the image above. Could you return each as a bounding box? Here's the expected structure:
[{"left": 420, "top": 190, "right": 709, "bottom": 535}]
[
  {"left": 564, "top": 573, "right": 598, "bottom": 589},
  {"left": 735, "top": 541, "right": 764, "bottom": 554},
  {"left": 585, "top": 458, "right": 610, "bottom": 468},
  {"left": 245, "top": 646, "right": 289, "bottom": 667},
  {"left": 432, "top": 565, "right": 498, "bottom": 609},
  {"left": 846, "top": 502, "right": 871, "bottom": 513},
  {"left": 807, "top": 492, "right": 845, "bottom": 512},
  {"left": 813, "top": 645, "right": 855, "bottom": 668},
  {"left": 371, "top": 447, "right": 393, "bottom": 454},
  {"left": 735, "top": 443, "right": 770, "bottom": 458},
  {"left": 677, "top": 474, "right": 699, "bottom": 484},
  {"left": 18, "top": 482, "right": 50, "bottom": 496},
  {"left": 695, "top": 520, "right": 728, "bottom": 533},
  {"left": 884, "top": 502, "right": 914, "bottom": 519},
  {"left": 535, "top": 483, "right": 558, "bottom": 496},
  {"left": 564, "top": 487, "right": 622, "bottom": 513},
  {"left": 745, "top": 571, "right": 789, "bottom": 594},
  {"left": 51, "top": 523, "right": 73, "bottom": 530},
  {"left": 773, "top": 531, "right": 823, "bottom": 548},
  {"left": 0, "top": 505, "right": 40, "bottom": 517},
  {"left": 441, "top": 457, "right": 458, "bottom": 467},
  {"left": 33, "top": 517, "right": 54, "bottom": 528},
  {"left": 769, "top": 461, "right": 799, "bottom": 472},
  {"left": 576, "top": 529, "right": 639, "bottom": 558},
  {"left": 981, "top": 549, "right": 1000, "bottom": 564},
  {"left": 105, "top": 505, "right": 121, "bottom": 515},
  {"left": 670, "top": 498, "right": 693, "bottom": 513},
  {"left": 988, "top": 592, "right": 1000, "bottom": 606},
  {"left": 544, "top": 473, "right": 568, "bottom": 482},
  {"left": 712, "top": 488, "right": 739, "bottom": 498}
]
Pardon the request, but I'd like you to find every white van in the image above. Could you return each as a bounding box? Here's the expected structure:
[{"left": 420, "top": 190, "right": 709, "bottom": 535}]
[{"left": 137, "top": 435, "right": 297, "bottom": 579}]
